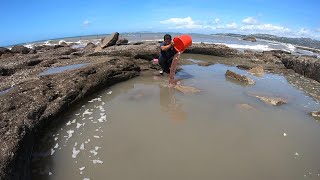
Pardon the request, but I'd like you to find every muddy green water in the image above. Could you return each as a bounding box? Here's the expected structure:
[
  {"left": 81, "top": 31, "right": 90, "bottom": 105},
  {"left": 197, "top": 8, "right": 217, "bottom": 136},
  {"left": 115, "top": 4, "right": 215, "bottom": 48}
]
[{"left": 32, "top": 55, "right": 320, "bottom": 180}]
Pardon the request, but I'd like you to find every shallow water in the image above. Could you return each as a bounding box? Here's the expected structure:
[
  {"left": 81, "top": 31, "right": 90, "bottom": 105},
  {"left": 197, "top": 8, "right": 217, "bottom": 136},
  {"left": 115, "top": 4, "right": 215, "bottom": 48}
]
[
  {"left": 32, "top": 57, "right": 320, "bottom": 180},
  {"left": 39, "top": 63, "right": 88, "bottom": 76}
]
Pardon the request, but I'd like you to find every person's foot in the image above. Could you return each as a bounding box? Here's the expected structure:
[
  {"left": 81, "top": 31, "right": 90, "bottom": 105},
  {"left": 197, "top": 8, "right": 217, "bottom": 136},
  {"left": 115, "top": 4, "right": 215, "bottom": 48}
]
[{"left": 159, "top": 70, "right": 163, "bottom": 75}]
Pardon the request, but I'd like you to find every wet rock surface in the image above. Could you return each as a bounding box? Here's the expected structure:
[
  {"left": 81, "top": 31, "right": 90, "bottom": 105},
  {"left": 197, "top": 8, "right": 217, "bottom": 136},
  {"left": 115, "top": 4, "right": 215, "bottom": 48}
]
[
  {"left": 0, "top": 36, "right": 320, "bottom": 179},
  {"left": 254, "top": 95, "right": 287, "bottom": 106},
  {"left": 225, "top": 70, "right": 255, "bottom": 85}
]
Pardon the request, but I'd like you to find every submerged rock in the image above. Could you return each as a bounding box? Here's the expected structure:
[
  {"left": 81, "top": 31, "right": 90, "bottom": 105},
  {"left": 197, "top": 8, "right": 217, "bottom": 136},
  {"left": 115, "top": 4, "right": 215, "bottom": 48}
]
[
  {"left": 174, "top": 85, "right": 201, "bottom": 94},
  {"left": 197, "top": 61, "right": 215, "bottom": 66},
  {"left": 236, "top": 103, "right": 257, "bottom": 111},
  {"left": 254, "top": 95, "right": 287, "bottom": 106},
  {"left": 225, "top": 70, "right": 255, "bottom": 85},
  {"left": 248, "top": 65, "right": 264, "bottom": 77}
]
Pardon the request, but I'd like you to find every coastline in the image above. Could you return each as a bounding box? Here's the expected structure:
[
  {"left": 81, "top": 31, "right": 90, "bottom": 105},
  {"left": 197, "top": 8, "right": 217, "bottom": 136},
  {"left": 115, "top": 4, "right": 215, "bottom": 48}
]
[{"left": 0, "top": 39, "right": 320, "bottom": 179}]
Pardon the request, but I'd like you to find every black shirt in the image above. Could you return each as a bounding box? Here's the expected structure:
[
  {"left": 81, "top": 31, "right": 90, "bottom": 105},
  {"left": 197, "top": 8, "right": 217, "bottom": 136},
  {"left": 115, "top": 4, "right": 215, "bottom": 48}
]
[{"left": 159, "top": 42, "right": 177, "bottom": 60}]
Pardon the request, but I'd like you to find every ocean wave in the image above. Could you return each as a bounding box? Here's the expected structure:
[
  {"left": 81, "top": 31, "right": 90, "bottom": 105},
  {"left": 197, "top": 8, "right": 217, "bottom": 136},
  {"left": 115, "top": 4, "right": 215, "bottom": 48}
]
[{"left": 216, "top": 43, "right": 275, "bottom": 51}]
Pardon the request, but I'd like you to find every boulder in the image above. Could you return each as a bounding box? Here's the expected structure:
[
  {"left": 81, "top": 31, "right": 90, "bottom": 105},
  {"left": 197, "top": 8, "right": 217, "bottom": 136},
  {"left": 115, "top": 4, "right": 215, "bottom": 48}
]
[
  {"left": 0, "top": 47, "right": 12, "bottom": 56},
  {"left": 243, "top": 36, "right": 257, "bottom": 42},
  {"left": 94, "top": 32, "right": 119, "bottom": 52},
  {"left": 116, "top": 38, "right": 129, "bottom": 45},
  {"left": 248, "top": 65, "right": 264, "bottom": 77},
  {"left": 11, "top": 45, "right": 31, "bottom": 54},
  {"left": 225, "top": 70, "right": 255, "bottom": 85}
]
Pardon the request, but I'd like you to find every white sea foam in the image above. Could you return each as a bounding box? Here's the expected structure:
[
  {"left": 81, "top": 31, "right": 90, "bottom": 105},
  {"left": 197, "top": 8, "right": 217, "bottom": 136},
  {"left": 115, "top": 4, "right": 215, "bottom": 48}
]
[
  {"left": 90, "top": 149, "right": 98, "bottom": 156},
  {"left": 80, "top": 143, "right": 85, "bottom": 150},
  {"left": 51, "top": 148, "right": 55, "bottom": 155},
  {"left": 216, "top": 43, "right": 275, "bottom": 51},
  {"left": 83, "top": 109, "right": 93, "bottom": 116},
  {"left": 66, "top": 129, "right": 74, "bottom": 140},
  {"left": 76, "top": 123, "right": 82, "bottom": 129},
  {"left": 79, "top": 167, "right": 85, "bottom": 171},
  {"left": 72, "top": 147, "right": 80, "bottom": 158},
  {"left": 92, "top": 159, "right": 103, "bottom": 164}
]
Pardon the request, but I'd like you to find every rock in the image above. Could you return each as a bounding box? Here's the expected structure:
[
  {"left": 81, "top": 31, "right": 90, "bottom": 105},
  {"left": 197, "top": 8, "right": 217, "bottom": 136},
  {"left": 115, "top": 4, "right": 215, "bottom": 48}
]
[
  {"left": 174, "top": 85, "right": 201, "bottom": 94},
  {"left": 0, "top": 67, "right": 14, "bottom": 76},
  {"left": 59, "top": 41, "right": 68, "bottom": 46},
  {"left": 254, "top": 95, "right": 287, "bottom": 106},
  {"left": 28, "top": 49, "right": 37, "bottom": 54},
  {"left": 133, "top": 42, "right": 144, "bottom": 45},
  {"left": 34, "top": 45, "right": 55, "bottom": 51},
  {"left": 281, "top": 56, "right": 320, "bottom": 83},
  {"left": 1, "top": 53, "right": 14, "bottom": 59},
  {"left": 0, "top": 47, "right": 12, "bottom": 56},
  {"left": 184, "top": 43, "right": 238, "bottom": 57},
  {"left": 236, "top": 103, "right": 256, "bottom": 111},
  {"left": 225, "top": 70, "right": 255, "bottom": 85},
  {"left": 248, "top": 65, "right": 264, "bottom": 77},
  {"left": 243, "top": 36, "right": 257, "bottom": 42},
  {"left": 84, "top": 42, "right": 96, "bottom": 53},
  {"left": 11, "top": 45, "right": 30, "bottom": 54},
  {"left": 85, "top": 42, "right": 96, "bottom": 49},
  {"left": 236, "top": 64, "right": 253, "bottom": 70},
  {"left": 197, "top": 61, "right": 214, "bottom": 66},
  {"left": 116, "top": 38, "right": 129, "bottom": 45},
  {"left": 310, "top": 110, "right": 320, "bottom": 120},
  {"left": 94, "top": 32, "right": 119, "bottom": 52}
]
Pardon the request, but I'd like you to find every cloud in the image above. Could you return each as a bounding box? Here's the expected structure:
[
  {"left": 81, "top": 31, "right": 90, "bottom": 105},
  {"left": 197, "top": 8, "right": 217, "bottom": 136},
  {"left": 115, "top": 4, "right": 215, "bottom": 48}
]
[
  {"left": 159, "top": 16, "right": 320, "bottom": 40},
  {"left": 82, "top": 20, "right": 90, "bottom": 27},
  {"left": 226, "top": 22, "right": 238, "bottom": 29},
  {"left": 240, "top": 24, "right": 291, "bottom": 33},
  {"left": 160, "top": 17, "right": 202, "bottom": 29},
  {"left": 242, "top": 17, "right": 258, "bottom": 25}
]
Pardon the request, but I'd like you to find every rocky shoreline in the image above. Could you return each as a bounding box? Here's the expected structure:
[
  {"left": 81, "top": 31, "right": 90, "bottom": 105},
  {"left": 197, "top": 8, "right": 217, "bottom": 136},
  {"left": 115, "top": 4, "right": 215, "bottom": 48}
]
[{"left": 1, "top": 33, "right": 320, "bottom": 179}]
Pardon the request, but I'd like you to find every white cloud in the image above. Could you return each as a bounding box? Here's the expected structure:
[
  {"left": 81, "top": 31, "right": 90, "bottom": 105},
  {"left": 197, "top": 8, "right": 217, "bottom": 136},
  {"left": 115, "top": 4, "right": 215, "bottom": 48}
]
[
  {"left": 160, "top": 17, "right": 202, "bottom": 29},
  {"left": 242, "top": 17, "right": 258, "bottom": 25},
  {"left": 240, "top": 24, "right": 290, "bottom": 33},
  {"left": 214, "top": 18, "right": 220, "bottom": 24},
  {"left": 226, "top": 22, "right": 238, "bottom": 29},
  {"left": 316, "top": 28, "right": 320, "bottom": 32},
  {"left": 82, "top": 20, "right": 90, "bottom": 27}
]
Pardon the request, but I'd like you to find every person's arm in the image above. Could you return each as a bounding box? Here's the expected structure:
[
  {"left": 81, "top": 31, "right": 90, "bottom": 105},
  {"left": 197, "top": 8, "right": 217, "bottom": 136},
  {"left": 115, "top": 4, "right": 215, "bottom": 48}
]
[{"left": 160, "top": 42, "right": 174, "bottom": 51}]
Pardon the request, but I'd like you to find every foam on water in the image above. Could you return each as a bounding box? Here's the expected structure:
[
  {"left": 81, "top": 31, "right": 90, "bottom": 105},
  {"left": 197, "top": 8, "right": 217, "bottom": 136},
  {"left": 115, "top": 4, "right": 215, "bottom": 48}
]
[{"left": 216, "top": 43, "right": 275, "bottom": 51}]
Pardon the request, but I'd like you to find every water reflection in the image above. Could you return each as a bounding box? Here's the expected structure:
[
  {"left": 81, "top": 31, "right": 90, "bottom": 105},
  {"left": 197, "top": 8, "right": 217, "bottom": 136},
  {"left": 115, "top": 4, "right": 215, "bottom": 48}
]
[{"left": 159, "top": 85, "right": 187, "bottom": 122}]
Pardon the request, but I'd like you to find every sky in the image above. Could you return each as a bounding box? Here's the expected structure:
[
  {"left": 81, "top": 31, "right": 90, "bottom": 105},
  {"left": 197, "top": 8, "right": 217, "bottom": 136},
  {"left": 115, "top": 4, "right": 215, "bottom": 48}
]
[{"left": 1, "top": 0, "right": 319, "bottom": 46}]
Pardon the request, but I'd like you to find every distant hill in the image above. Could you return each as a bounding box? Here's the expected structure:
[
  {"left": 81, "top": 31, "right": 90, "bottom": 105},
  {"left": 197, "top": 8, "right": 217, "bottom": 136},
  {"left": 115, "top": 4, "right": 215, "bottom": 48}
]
[{"left": 213, "top": 33, "right": 320, "bottom": 49}]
